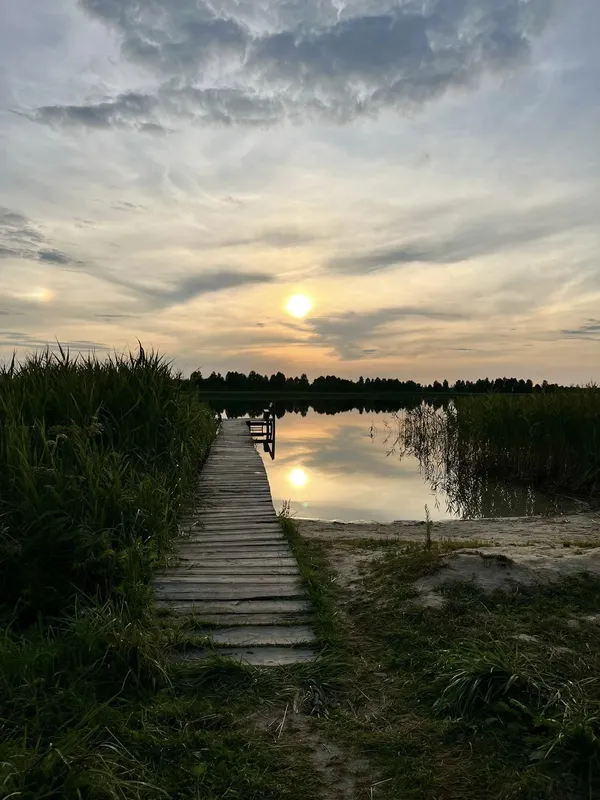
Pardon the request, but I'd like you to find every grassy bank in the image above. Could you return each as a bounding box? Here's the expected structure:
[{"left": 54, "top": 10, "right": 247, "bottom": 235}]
[
  {"left": 280, "top": 527, "right": 600, "bottom": 799},
  {"left": 397, "top": 391, "right": 600, "bottom": 507}
]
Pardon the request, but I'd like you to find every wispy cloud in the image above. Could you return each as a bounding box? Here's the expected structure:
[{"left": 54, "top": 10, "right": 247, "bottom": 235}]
[
  {"left": 0, "top": 207, "right": 82, "bottom": 267},
  {"left": 328, "top": 200, "right": 594, "bottom": 274},
  {"left": 306, "top": 305, "right": 468, "bottom": 360},
  {"left": 104, "top": 269, "right": 276, "bottom": 310},
  {"left": 561, "top": 320, "right": 600, "bottom": 340},
  {"left": 0, "top": 331, "right": 109, "bottom": 351}
]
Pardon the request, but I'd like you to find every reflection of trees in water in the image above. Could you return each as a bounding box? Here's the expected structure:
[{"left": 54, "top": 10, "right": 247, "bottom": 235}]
[
  {"left": 205, "top": 394, "right": 444, "bottom": 419},
  {"left": 387, "top": 404, "right": 568, "bottom": 519}
]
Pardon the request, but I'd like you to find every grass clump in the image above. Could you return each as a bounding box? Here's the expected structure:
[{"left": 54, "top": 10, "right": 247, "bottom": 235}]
[{"left": 0, "top": 347, "right": 225, "bottom": 798}]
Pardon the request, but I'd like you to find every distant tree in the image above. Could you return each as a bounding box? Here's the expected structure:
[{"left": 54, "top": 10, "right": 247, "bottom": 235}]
[{"left": 269, "top": 371, "right": 286, "bottom": 390}]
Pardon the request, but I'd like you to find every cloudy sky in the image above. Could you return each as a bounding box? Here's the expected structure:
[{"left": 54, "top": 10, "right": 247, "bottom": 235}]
[{"left": 1, "top": 0, "right": 598, "bottom": 382}]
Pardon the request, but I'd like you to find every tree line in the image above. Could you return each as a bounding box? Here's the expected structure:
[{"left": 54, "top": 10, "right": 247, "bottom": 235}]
[{"left": 188, "top": 370, "right": 572, "bottom": 395}]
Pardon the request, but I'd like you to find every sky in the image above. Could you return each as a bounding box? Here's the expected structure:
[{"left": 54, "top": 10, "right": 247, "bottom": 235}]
[{"left": 0, "top": 0, "right": 599, "bottom": 383}]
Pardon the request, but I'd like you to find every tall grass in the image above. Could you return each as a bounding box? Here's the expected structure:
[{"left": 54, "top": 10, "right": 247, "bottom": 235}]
[
  {"left": 395, "top": 391, "right": 600, "bottom": 512},
  {"left": 0, "top": 345, "right": 218, "bottom": 620},
  {"left": 0, "top": 346, "right": 219, "bottom": 797},
  {"left": 449, "top": 391, "right": 600, "bottom": 497}
]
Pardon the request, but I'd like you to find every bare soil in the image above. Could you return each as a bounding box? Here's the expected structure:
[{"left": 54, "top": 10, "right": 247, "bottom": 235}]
[
  {"left": 297, "top": 513, "right": 600, "bottom": 606},
  {"left": 296, "top": 513, "right": 600, "bottom": 548}
]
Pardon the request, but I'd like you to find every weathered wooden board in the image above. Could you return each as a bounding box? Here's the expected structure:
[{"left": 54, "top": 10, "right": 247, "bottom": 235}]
[
  {"left": 176, "top": 647, "right": 316, "bottom": 666},
  {"left": 176, "top": 548, "right": 293, "bottom": 559},
  {"left": 155, "top": 418, "right": 315, "bottom": 665},
  {"left": 169, "top": 557, "right": 297, "bottom": 568},
  {"left": 162, "top": 565, "right": 299, "bottom": 575},
  {"left": 157, "top": 573, "right": 301, "bottom": 585},
  {"left": 208, "top": 626, "right": 316, "bottom": 646},
  {"left": 155, "top": 599, "right": 311, "bottom": 614},
  {"left": 155, "top": 584, "right": 306, "bottom": 599},
  {"left": 174, "top": 613, "right": 313, "bottom": 626}
]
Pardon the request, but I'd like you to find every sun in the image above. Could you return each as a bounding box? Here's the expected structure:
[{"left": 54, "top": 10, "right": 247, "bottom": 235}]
[
  {"left": 289, "top": 467, "right": 308, "bottom": 488},
  {"left": 285, "top": 294, "right": 312, "bottom": 319}
]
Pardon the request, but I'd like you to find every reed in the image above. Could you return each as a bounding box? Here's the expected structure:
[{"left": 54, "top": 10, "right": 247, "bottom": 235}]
[
  {"left": 0, "top": 345, "right": 218, "bottom": 621},
  {"left": 395, "top": 390, "right": 600, "bottom": 510}
]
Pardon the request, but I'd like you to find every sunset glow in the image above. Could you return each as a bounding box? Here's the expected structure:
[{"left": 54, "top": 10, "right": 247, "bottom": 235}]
[
  {"left": 16, "top": 288, "right": 54, "bottom": 303},
  {"left": 288, "top": 467, "right": 308, "bottom": 488},
  {"left": 285, "top": 294, "right": 312, "bottom": 319}
]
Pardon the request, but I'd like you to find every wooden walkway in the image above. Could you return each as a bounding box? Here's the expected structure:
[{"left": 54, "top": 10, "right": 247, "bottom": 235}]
[{"left": 155, "top": 419, "right": 316, "bottom": 666}]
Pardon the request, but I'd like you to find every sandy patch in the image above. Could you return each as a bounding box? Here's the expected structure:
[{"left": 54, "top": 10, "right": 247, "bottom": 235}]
[
  {"left": 297, "top": 514, "right": 600, "bottom": 608},
  {"left": 414, "top": 545, "right": 600, "bottom": 607},
  {"left": 297, "top": 514, "right": 600, "bottom": 548}
]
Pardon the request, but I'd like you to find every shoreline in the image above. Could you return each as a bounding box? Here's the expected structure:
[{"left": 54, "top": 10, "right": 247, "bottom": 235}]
[{"left": 295, "top": 511, "right": 600, "bottom": 547}]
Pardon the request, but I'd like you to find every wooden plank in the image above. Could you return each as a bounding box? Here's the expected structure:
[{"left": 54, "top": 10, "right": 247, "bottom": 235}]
[
  {"left": 170, "top": 613, "right": 313, "bottom": 626},
  {"left": 176, "top": 547, "right": 293, "bottom": 557},
  {"left": 180, "top": 538, "right": 285, "bottom": 548},
  {"left": 156, "top": 599, "right": 311, "bottom": 614},
  {"left": 176, "top": 548, "right": 293, "bottom": 558},
  {"left": 172, "top": 561, "right": 297, "bottom": 571},
  {"left": 177, "top": 539, "right": 288, "bottom": 549},
  {"left": 162, "top": 565, "right": 299, "bottom": 575},
  {"left": 155, "top": 585, "right": 307, "bottom": 599},
  {"left": 208, "top": 626, "right": 316, "bottom": 646},
  {"left": 157, "top": 573, "right": 300, "bottom": 585},
  {"left": 176, "top": 647, "right": 316, "bottom": 666}
]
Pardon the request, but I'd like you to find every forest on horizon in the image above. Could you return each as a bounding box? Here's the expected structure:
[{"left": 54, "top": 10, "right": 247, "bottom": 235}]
[{"left": 188, "top": 370, "right": 579, "bottom": 395}]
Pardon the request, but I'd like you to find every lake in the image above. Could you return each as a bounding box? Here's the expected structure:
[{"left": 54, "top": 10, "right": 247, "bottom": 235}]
[{"left": 233, "top": 407, "right": 581, "bottom": 523}]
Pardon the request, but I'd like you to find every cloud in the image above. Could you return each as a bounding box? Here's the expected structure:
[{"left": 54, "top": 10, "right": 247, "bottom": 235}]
[
  {"left": 107, "top": 269, "right": 275, "bottom": 310},
  {"left": 22, "top": 92, "right": 166, "bottom": 133},
  {"left": 0, "top": 207, "right": 269, "bottom": 309},
  {"left": 0, "top": 331, "right": 109, "bottom": 351},
  {"left": 306, "top": 305, "right": 467, "bottom": 360},
  {"left": 561, "top": 320, "right": 600, "bottom": 340},
  {"left": 95, "top": 313, "right": 136, "bottom": 321},
  {"left": 220, "top": 228, "right": 319, "bottom": 249},
  {"left": 0, "top": 207, "right": 82, "bottom": 267},
  {"left": 328, "top": 199, "right": 593, "bottom": 273},
  {"left": 24, "top": 0, "right": 554, "bottom": 129}
]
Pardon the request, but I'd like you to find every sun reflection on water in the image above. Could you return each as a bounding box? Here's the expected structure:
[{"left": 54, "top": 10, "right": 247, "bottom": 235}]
[{"left": 288, "top": 467, "right": 308, "bottom": 488}]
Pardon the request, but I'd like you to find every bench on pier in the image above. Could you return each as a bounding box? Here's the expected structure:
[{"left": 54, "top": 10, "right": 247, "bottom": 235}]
[{"left": 246, "top": 407, "right": 276, "bottom": 459}]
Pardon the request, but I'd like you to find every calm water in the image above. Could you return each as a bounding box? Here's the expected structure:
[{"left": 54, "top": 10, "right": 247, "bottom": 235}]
[{"left": 244, "top": 408, "right": 581, "bottom": 523}]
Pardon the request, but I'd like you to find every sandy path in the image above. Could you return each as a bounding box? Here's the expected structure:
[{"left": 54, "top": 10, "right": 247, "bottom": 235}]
[{"left": 296, "top": 514, "right": 600, "bottom": 547}]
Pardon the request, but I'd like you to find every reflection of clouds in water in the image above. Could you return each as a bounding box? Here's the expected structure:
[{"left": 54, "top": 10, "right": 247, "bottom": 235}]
[
  {"left": 275, "top": 421, "right": 415, "bottom": 481},
  {"left": 264, "top": 410, "right": 578, "bottom": 522}
]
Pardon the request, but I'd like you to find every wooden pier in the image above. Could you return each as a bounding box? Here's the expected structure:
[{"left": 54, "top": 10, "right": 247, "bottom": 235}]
[{"left": 155, "top": 418, "right": 316, "bottom": 666}]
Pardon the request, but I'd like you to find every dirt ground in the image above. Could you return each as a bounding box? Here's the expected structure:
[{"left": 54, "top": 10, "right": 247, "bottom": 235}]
[
  {"left": 296, "top": 513, "right": 600, "bottom": 605},
  {"left": 296, "top": 513, "right": 600, "bottom": 548}
]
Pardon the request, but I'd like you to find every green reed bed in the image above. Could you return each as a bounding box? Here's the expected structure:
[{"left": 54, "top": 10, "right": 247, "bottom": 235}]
[
  {"left": 0, "top": 346, "right": 217, "bottom": 619},
  {"left": 396, "top": 390, "right": 600, "bottom": 507},
  {"left": 452, "top": 391, "right": 600, "bottom": 499}
]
